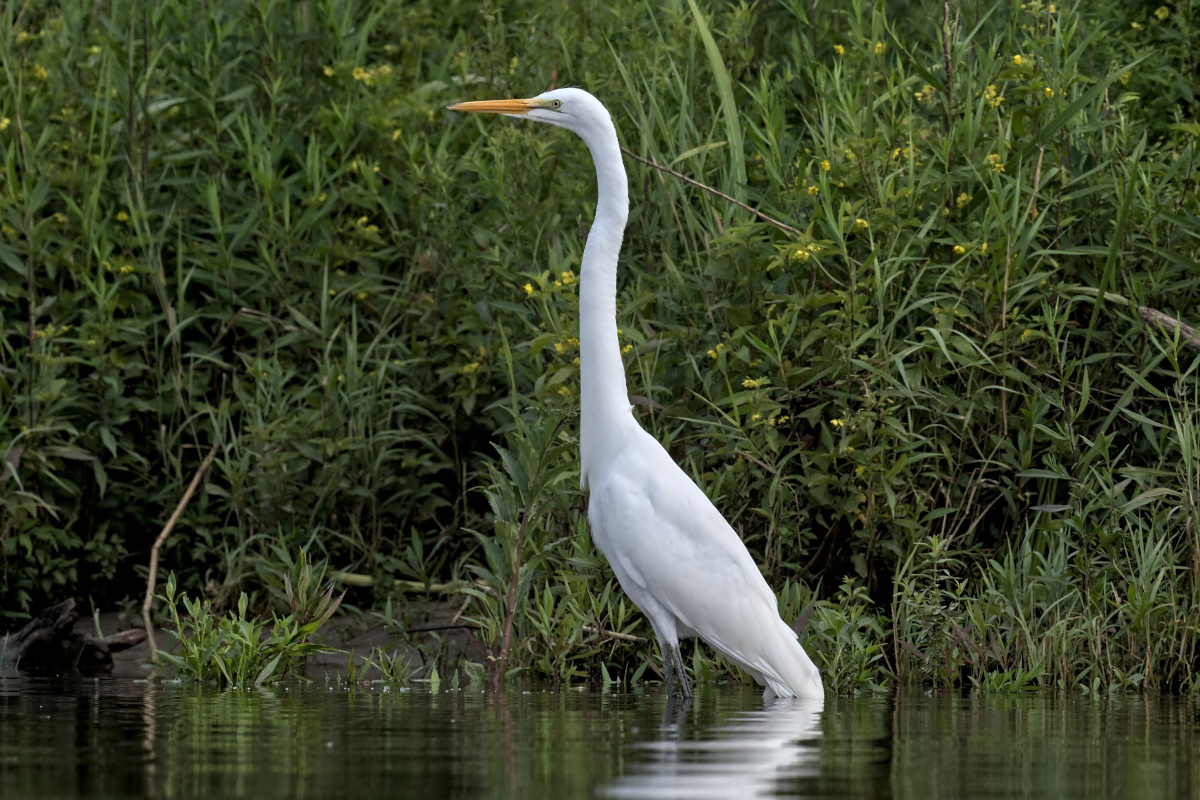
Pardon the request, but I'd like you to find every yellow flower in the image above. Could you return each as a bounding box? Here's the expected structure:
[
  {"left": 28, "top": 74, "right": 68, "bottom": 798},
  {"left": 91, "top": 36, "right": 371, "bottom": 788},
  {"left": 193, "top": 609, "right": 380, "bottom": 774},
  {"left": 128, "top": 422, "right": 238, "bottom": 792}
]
[
  {"left": 0, "top": 118, "right": 9, "bottom": 132},
  {"left": 33, "top": 64, "right": 48, "bottom": 80},
  {"left": 855, "top": 465, "right": 866, "bottom": 477},
  {"left": 820, "top": 159, "right": 831, "bottom": 172},
  {"left": 523, "top": 282, "right": 533, "bottom": 296},
  {"left": 119, "top": 264, "right": 134, "bottom": 275},
  {"left": 1120, "top": 71, "right": 1131, "bottom": 86},
  {"left": 364, "top": 224, "right": 380, "bottom": 235},
  {"left": 54, "top": 213, "right": 67, "bottom": 223},
  {"left": 1049, "top": 3, "right": 1056, "bottom": 12},
  {"left": 1044, "top": 86, "right": 1054, "bottom": 98},
  {"left": 555, "top": 341, "right": 566, "bottom": 354},
  {"left": 461, "top": 362, "right": 480, "bottom": 374},
  {"left": 807, "top": 185, "right": 819, "bottom": 196},
  {"left": 1154, "top": 6, "right": 1169, "bottom": 20},
  {"left": 329, "top": 289, "right": 338, "bottom": 296},
  {"left": 323, "top": 65, "right": 334, "bottom": 77},
  {"left": 987, "top": 153, "right": 1005, "bottom": 173},
  {"left": 953, "top": 244, "right": 966, "bottom": 255},
  {"left": 844, "top": 148, "right": 856, "bottom": 161},
  {"left": 956, "top": 192, "right": 970, "bottom": 208},
  {"left": 984, "top": 85, "right": 997, "bottom": 99},
  {"left": 1012, "top": 54, "right": 1024, "bottom": 66},
  {"left": 116, "top": 211, "right": 129, "bottom": 222},
  {"left": 1131, "top": 21, "right": 1143, "bottom": 30},
  {"left": 830, "top": 418, "right": 843, "bottom": 427},
  {"left": 352, "top": 67, "right": 371, "bottom": 84},
  {"left": 791, "top": 248, "right": 811, "bottom": 263},
  {"left": 833, "top": 44, "right": 845, "bottom": 56},
  {"left": 981, "top": 242, "right": 989, "bottom": 254},
  {"left": 742, "top": 377, "right": 767, "bottom": 389},
  {"left": 356, "top": 292, "right": 368, "bottom": 301},
  {"left": 854, "top": 218, "right": 869, "bottom": 231},
  {"left": 392, "top": 129, "right": 402, "bottom": 142},
  {"left": 622, "top": 344, "right": 633, "bottom": 354},
  {"left": 874, "top": 41, "right": 885, "bottom": 55},
  {"left": 707, "top": 349, "right": 718, "bottom": 359},
  {"left": 560, "top": 270, "right": 576, "bottom": 285},
  {"left": 751, "top": 413, "right": 762, "bottom": 422}
]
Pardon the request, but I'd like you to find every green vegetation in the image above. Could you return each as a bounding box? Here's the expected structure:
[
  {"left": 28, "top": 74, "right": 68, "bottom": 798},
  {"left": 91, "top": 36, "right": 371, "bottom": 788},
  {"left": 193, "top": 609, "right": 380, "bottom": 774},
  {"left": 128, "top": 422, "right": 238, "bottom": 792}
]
[
  {"left": 2, "top": 0, "right": 1198, "bottom": 692},
  {"left": 157, "top": 549, "right": 342, "bottom": 685}
]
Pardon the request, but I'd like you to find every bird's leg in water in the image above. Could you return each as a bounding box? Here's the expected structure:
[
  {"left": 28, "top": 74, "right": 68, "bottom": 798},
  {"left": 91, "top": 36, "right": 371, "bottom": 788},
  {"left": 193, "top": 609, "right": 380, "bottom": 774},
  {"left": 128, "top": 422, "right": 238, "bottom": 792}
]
[{"left": 661, "top": 640, "right": 691, "bottom": 699}]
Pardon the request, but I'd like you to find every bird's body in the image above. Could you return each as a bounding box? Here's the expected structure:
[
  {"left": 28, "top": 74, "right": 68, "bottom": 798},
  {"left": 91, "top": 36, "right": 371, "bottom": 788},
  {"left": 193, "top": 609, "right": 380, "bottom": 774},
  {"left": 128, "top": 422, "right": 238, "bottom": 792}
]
[{"left": 450, "top": 88, "right": 823, "bottom": 699}]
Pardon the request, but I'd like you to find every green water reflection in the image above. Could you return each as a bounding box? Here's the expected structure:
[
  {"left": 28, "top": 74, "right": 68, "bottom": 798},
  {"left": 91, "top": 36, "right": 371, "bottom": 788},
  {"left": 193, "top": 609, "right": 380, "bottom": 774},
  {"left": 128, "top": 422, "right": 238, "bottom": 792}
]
[{"left": 1, "top": 676, "right": 1196, "bottom": 798}]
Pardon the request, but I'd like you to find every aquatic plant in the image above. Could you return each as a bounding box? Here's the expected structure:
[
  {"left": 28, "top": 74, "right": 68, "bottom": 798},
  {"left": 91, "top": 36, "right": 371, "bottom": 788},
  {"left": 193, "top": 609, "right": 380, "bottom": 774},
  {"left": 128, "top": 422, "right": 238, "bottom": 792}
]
[{"left": 157, "top": 572, "right": 340, "bottom": 686}]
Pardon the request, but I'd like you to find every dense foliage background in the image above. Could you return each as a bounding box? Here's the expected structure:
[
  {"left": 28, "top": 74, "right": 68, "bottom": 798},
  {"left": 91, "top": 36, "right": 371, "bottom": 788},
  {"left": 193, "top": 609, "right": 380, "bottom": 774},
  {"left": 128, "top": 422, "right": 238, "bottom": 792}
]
[{"left": 2, "top": 0, "right": 1198, "bottom": 690}]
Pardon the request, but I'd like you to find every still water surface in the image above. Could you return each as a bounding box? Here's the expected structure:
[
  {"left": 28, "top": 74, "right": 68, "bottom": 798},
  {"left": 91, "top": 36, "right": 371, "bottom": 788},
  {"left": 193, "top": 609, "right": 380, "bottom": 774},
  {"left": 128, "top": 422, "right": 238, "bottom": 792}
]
[{"left": 1, "top": 675, "right": 1197, "bottom": 798}]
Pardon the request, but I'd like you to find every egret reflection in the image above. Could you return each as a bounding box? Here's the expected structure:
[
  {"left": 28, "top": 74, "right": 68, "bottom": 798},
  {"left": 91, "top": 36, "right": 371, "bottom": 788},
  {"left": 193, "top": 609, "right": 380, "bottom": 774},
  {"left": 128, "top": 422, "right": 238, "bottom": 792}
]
[{"left": 601, "top": 697, "right": 824, "bottom": 799}]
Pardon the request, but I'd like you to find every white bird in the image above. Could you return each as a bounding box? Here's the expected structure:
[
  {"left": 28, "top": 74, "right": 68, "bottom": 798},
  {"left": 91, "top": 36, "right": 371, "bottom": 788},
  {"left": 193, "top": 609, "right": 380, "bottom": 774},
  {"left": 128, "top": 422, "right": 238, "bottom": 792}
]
[{"left": 449, "top": 88, "right": 823, "bottom": 700}]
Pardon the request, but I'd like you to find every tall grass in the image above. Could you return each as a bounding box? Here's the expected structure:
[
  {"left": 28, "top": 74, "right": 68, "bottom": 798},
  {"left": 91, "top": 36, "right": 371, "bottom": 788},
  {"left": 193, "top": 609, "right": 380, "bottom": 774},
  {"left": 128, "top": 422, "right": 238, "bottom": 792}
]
[{"left": 1, "top": 0, "right": 1197, "bottom": 691}]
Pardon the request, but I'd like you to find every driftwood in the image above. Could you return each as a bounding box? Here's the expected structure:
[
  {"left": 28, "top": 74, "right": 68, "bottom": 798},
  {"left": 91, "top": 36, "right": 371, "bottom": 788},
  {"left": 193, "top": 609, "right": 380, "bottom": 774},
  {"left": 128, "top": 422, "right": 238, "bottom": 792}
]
[
  {"left": 1139, "top": 306, "right": 1200, "bottom": 352},
  {"left": 0, "top": 599, "right": 146, "bottom": 671}
]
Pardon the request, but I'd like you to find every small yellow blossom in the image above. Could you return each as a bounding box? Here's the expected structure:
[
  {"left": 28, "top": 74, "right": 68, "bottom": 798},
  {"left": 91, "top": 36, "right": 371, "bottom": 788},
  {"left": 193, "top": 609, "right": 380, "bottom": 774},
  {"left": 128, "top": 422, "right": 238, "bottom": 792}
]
[
  {"left": 1012, "top": 54, "right": 1024, "bottom": 66},
  {"left": 987, "top": 153, "right": 1005, "bottom": 173},
  {"left": 791, "top": 248, "right": 811, "bottom": 264},
  {"left": 831, "top": 418, "right": 844, "bottom": 427},
  {"left": 833, "top": 45, "right": 845, "bottom": 56},
  {"left": 1021, "top": 328, "right": 1033, "bottom": 341},
  {"left": 1049, "top": 3, "right": 1056, "bottom": 12},
  {"left": 392, "top": 129, "right": 402, "bottom": 142},
  {"left": 461, "top": 362, "right": 480, "bottom": 374},
  {"left": 855, "top": 465, "right": 866, "bottom": 477},
  {"left": 523, "top": 282, "right": 533, "bottom": 296},
  {"left": 88, "top": 45, "right": 101, "bottom": 56},
  {"left": 1131, "top": 21, "right": 1143, "bottom": 30},
  {"left": 33, "top": 64, "right": 48, "bottom": 80},
  {"left": 708, "top": 342, "right": 727, "bottom": 360},
  {"left": 0, "top": 118, "right": 9, "bottom": 132},
  {"left": 854, "top": 218, "right": 869, "bottom": 231},
  {"left": 874, "top": 41, "right": 885, "bottom": 55},
  {"left": 953, "top": 245, "right": 966, "bottom": 255},
  {"left": 981, "top": 242, "right": 989, "bottom": 254},
  {"left": 1120, "top": 71, "right": 1131, "bottom": 86},
  {"left": 509, "top": 57, "right": 519, "bottom": 75},
  {"left": 622, "top": 344, "right": 633, "bottom": 354},
  {"left": 844, "top": 148, "right": 856, "bottom": 161},
  {"left": 1154, "top": 6, "right": 1169, "bottom": 20},
  {"left": 119, "top": 264, "right": 134, "bottom": 275},
  {"left": 54, "top": 212, "right": 67, "bottom": 223},
  {"left": 807, "top": 185, "right": 819, "bottom": 196},
  {"left": 352, "top": 67, "right": 371, "bottom": 84},
  {"left": 742, "top": 378, "right": 766, "bottom": 389},
  {"left": 1044, "top": 86, "right": 1054, "bottom": 98},
  {"left": 956, "top": 192, "right": 970, "bottom": 208},
  {"left": 820, "top": 159, "right": 831, "bottom": 172},
  {"left": 356, "top": 291, "right": 368, "bottom": 301},
  {"left": 103, "top": 260, "right": 113, "bottom": 272},
  {"left": 364, "top": 224, "right": 380, "bottom": 235},
  {"left": 116, "top": 211, "right": 129, "bottom": 222},
  {"left": 329, "top": 289, "right": 338, "bottom": 296},
  {"left": 751, "top": 413, "right": 762, "bottom": 422},
  {"left": 323, "top": 65, "right": 334, "bottom": 77}
]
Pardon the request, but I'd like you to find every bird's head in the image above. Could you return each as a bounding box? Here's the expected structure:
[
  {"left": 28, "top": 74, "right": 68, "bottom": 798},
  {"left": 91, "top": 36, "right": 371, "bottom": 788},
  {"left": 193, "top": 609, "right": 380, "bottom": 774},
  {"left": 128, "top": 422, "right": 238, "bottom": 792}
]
[{"left": 448, "top": 88, "right": 612, "bottom": 141}]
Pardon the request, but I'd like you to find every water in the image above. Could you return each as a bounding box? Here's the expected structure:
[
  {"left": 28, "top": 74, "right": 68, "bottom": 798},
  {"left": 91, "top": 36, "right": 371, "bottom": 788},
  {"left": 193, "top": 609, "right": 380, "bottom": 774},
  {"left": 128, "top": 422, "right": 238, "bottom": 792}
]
[{"left": 1, "top": 675, "right": 1197, "bottom": 798}]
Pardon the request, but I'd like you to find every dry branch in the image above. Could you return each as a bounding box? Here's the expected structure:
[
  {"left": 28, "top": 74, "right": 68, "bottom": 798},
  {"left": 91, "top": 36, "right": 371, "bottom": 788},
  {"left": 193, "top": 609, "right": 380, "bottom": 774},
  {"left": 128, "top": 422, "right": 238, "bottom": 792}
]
[
  {"left": 142, "top": 443, "right": 220, "bottom": 658},
  {"left": 1139, "top": 306, "right": 1200, "bottom": 352}
]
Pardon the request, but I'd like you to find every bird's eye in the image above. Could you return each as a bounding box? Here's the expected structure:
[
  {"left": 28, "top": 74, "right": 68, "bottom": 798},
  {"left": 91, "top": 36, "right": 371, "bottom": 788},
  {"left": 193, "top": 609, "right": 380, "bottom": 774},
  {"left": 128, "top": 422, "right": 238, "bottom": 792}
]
[{"left": 550, "top": 99, "right": 563, "bottom": 110}]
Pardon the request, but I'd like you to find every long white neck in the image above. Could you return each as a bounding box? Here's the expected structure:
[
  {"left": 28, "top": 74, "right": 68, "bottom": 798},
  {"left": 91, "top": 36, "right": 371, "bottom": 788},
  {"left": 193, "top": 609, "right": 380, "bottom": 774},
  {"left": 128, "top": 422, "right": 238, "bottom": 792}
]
[{"left": 576, "top": 116, "right": 634, "bottom": 490}]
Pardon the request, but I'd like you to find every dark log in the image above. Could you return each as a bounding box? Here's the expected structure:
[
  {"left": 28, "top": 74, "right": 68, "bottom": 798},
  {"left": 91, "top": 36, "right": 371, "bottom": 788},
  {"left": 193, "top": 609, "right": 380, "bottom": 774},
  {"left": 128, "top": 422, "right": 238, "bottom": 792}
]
[{"left": 0, "top": 599, "right": 146, "bottom": 671}]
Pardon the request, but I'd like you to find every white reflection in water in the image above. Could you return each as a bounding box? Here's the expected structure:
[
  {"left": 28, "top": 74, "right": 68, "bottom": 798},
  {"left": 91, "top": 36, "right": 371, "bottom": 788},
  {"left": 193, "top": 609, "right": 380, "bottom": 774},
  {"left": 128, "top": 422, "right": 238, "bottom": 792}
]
[{"left": 601, "top": 697, "right": 823, "bottom": 799}]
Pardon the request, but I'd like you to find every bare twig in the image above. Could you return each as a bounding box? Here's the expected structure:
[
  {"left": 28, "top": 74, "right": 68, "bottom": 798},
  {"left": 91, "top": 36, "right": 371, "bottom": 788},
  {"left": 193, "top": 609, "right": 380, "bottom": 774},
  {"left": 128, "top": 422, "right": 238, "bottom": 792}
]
[
  {"left": 620, "top": 147, "right": 804, "bottom": 237},
  {"left": 1139, "top": 306, "right": 1200, "bottom": 352},
  {"left": 582, "top": 625, "right": 648, "bottom": 643},
  {"left": 142, "top": 443, "right": 220, "bottom": 658}
]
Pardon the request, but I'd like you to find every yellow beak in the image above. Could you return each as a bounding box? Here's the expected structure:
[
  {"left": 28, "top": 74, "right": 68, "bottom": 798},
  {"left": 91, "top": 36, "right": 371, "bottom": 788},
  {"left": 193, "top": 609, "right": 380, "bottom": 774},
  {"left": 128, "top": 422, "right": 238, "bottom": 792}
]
[{"left": 447, "top": 98, "right": 535, "bottom": 115}]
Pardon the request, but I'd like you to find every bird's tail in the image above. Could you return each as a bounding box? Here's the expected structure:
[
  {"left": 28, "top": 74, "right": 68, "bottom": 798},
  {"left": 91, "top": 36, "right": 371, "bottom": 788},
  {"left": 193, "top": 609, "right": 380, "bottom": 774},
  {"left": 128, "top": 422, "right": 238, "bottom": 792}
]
[{"left": 760, "top": 617, "right": 824, "bottom": 699}]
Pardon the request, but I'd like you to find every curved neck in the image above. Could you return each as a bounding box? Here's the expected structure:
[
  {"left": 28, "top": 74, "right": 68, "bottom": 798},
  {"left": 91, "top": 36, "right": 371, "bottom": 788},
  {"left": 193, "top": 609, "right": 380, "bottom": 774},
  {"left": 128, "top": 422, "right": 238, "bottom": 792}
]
[{"left": 577, "top": 121, "right": 634, "bottom": 489}]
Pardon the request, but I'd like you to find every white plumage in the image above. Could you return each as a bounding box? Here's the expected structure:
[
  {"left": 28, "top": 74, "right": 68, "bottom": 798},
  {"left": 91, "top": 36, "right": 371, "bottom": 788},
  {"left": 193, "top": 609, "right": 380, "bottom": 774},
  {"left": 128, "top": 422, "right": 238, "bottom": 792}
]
[{"left": 450, "top": 88, "right": 823, "bottom": 699}]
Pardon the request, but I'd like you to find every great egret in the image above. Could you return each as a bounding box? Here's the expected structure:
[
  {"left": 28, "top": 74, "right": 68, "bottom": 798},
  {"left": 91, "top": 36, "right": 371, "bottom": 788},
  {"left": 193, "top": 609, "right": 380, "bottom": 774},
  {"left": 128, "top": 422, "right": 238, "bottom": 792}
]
[{"left": 449, "top": 88, "right": 823, "bottom": 699}]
